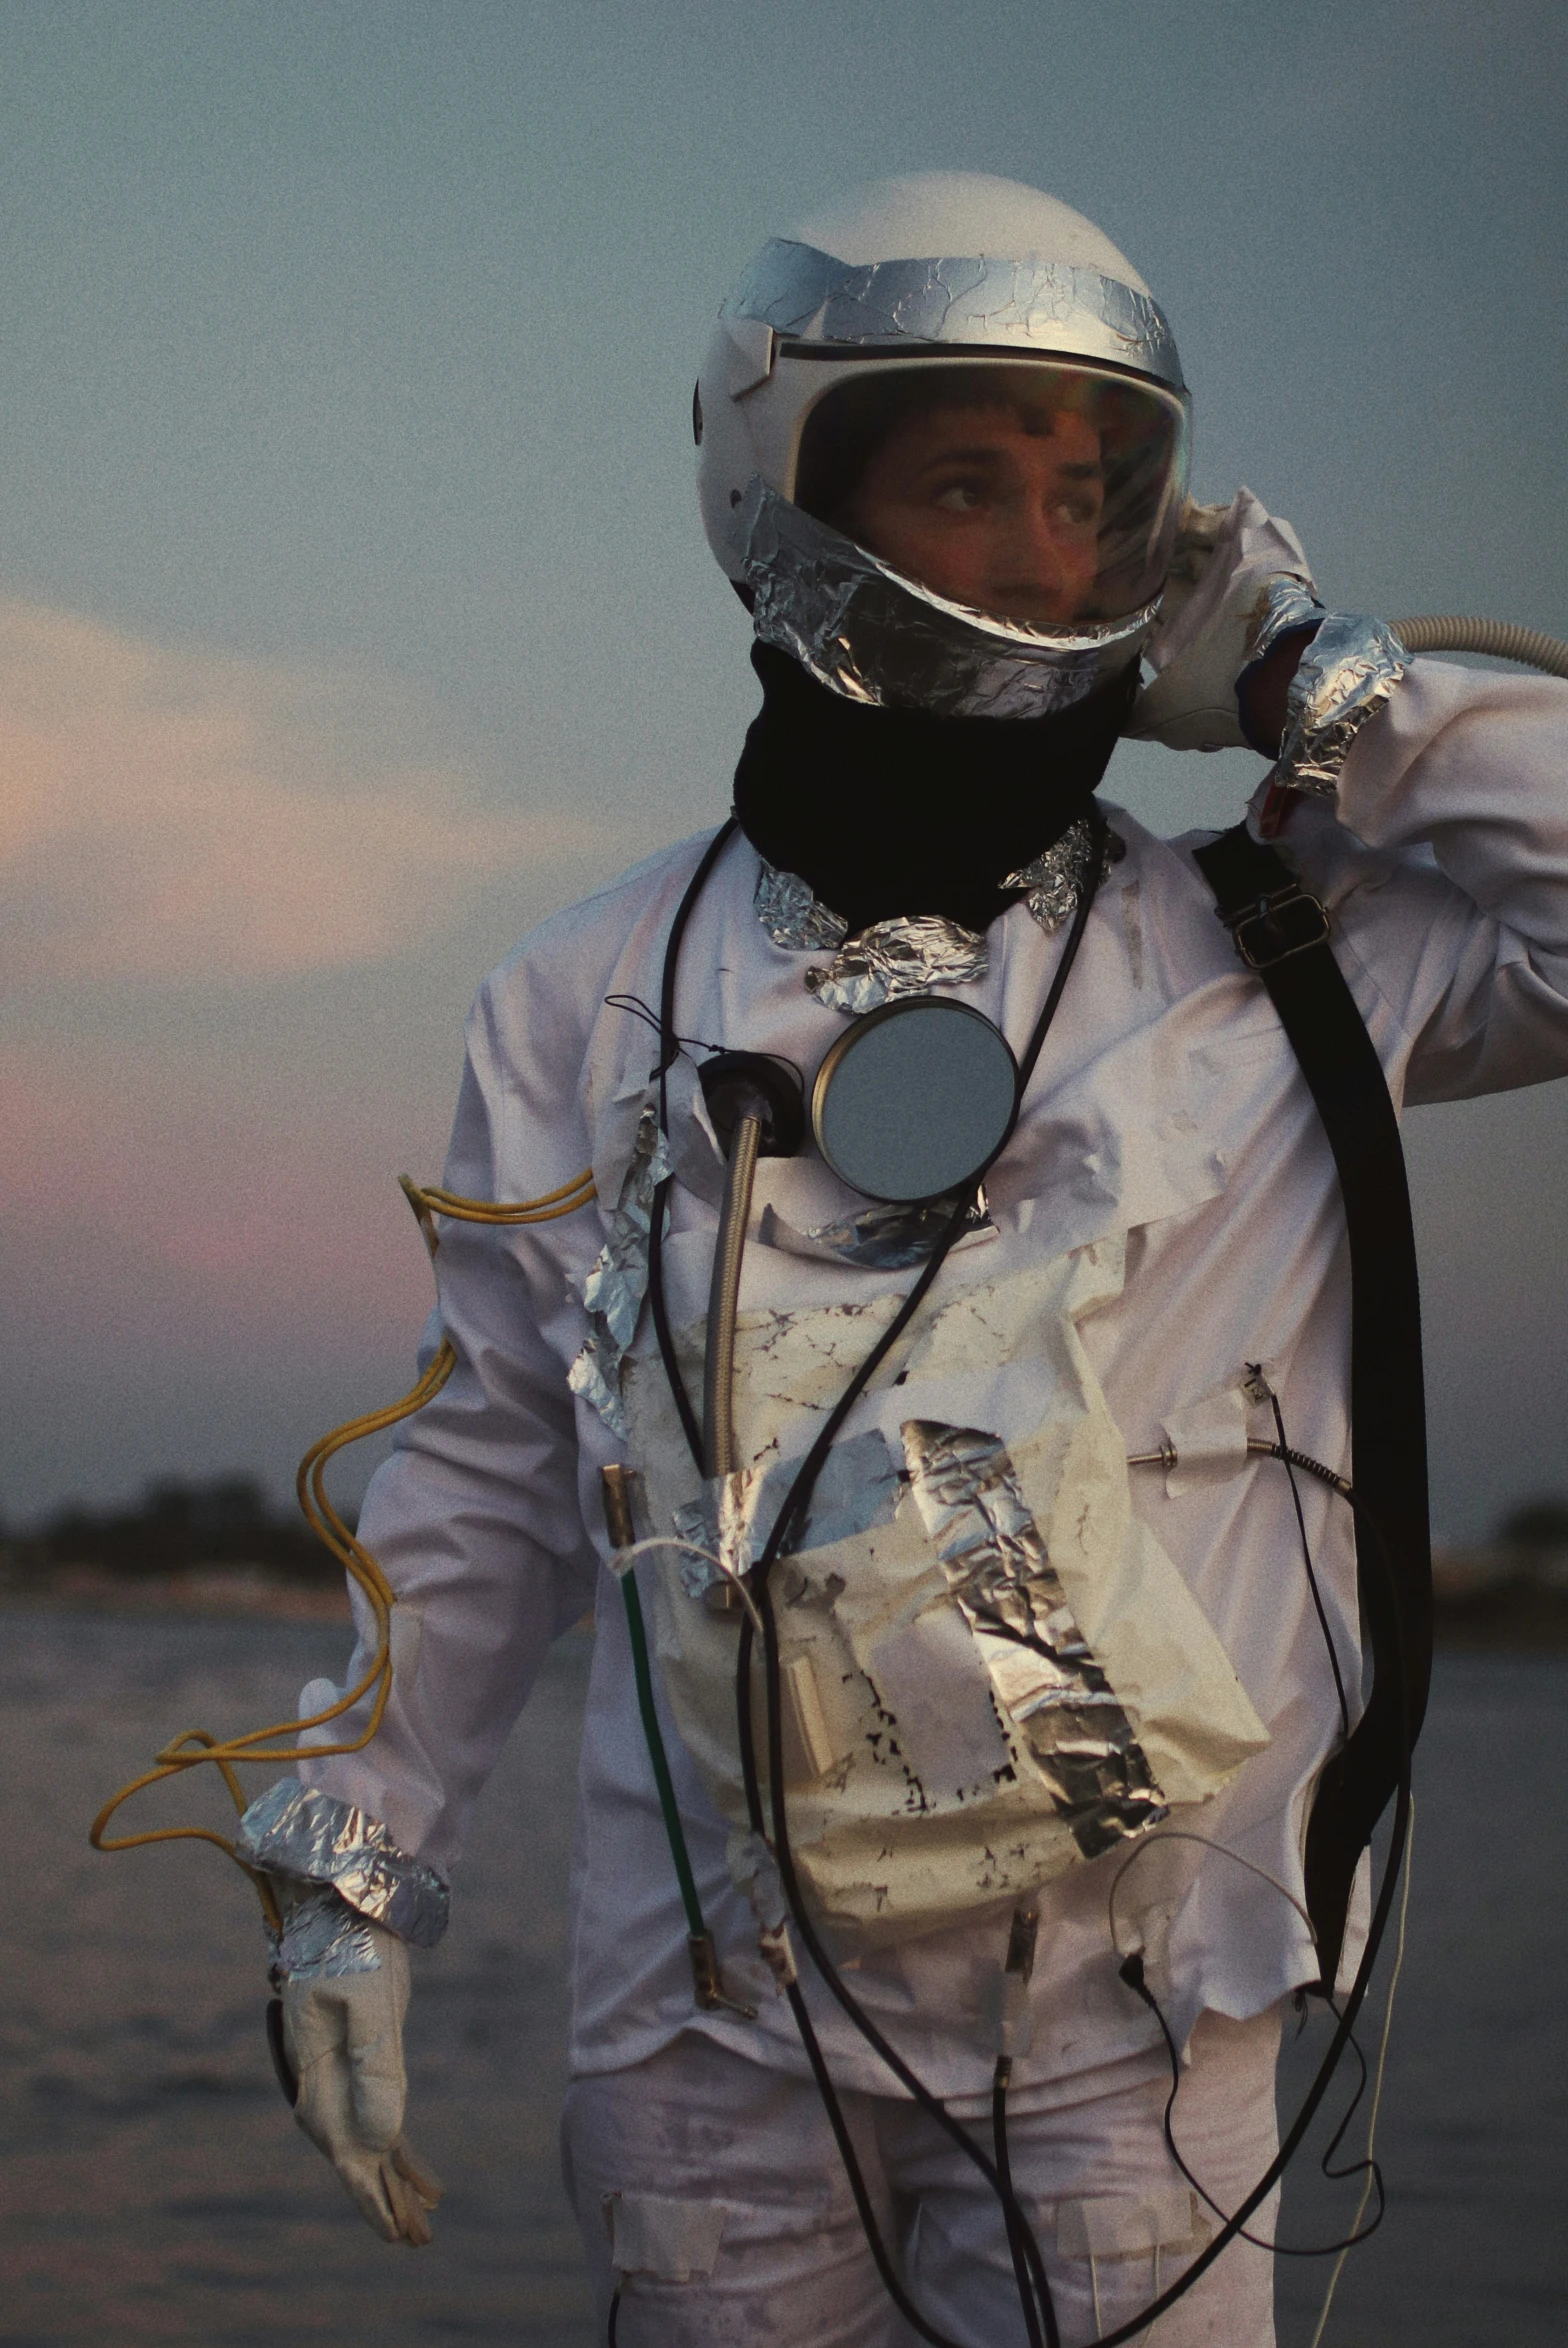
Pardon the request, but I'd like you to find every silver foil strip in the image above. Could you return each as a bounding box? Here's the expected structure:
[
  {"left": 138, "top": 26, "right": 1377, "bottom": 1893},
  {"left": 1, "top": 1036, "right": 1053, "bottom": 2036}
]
[
  {"left": 1004, "top": 817, "right": 1127, "bottom": 934},
  {"left": 569, "top": 1102, "right": 673, "bottom": 1439},
  {"left": 1249, "top": 576, "right": 1326, "bottom": 662},
  {"left": 901, "top": 1421, "right": 1166, "bottom": 1859},
  {"left": 805, "top": 911, "right": 989, "bottom": 1015},
  {"left": 1251, "top": 580, "right": 1408, "bottom": 801},
  {"left": 674, "top": 1427, "right": 902, "bottom": 1595},
  {"left": 757, "top": 825, "right": 1118, "bottom": 1007},
  {"left": 755, "top": 859, "right": 848, "bottom": 952},
  {"left": 235, "top": 1780, "right": 450, "bottom": 1947},
  {"left": 268, "top": 1885, "right": 382, "bottom": 1984},
  {"left": 802, "top": 1193, "right": 993, "bottom": 1269},
  {"left": 722, "top": 239, "right": 1185, "bottom": 392},
  {"left": 742, "top": 481, "right": 1158, "bottom": 721}
]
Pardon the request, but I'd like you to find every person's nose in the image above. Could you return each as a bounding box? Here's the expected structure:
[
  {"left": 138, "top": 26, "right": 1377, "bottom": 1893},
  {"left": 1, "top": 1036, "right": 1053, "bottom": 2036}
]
[{"left": 993, "top": 491, "right": 1076, "bottom": 597}]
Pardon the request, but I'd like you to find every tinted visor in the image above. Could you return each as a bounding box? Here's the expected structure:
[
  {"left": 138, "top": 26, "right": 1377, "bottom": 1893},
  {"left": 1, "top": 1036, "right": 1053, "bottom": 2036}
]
[{"left": 791, "top": 357, "right": 1189, "bottom": 625}]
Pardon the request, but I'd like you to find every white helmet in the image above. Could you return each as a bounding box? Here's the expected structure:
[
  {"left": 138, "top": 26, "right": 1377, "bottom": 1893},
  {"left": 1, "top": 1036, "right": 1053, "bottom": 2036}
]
[{"left": 695, "top": 172, "right": 1190, "bottom": 718}]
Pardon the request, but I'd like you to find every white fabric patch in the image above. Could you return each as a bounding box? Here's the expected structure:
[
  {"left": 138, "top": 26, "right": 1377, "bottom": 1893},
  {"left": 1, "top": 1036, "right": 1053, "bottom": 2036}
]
[
  {"left": 603, "top": 2190, "right": 729, "bottom": 2280},
  {"left": 1160, "top": 1386, "right": 1250, "bottom": 1496},
  {"left": 389, "top": 1604, "right": 424, "bottom": 1688},
  {"left": 865, "top": 1602, "right": 1011, "bottom": 1796},
  {"left": 781, "top": 1652, "right": 843, "bottom": 1783},
  {"left": 1056, "top": 2187, "right": 1203, "bottom": 2261},
  {"left": 295, "top": 1675, "right": 344, "bottom": 1753}
]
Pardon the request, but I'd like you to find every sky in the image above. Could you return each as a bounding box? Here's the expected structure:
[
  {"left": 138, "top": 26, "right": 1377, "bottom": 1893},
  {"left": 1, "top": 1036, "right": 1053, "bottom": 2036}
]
[{"left": 1, "top": 0, "right": 1565, "bottom": 1540}]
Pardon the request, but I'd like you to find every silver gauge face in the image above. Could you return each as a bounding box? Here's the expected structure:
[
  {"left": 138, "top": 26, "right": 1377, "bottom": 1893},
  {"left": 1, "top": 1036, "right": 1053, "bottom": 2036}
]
[{"left": 810, "top": 997, "right": 1019, "bottom": 1204}]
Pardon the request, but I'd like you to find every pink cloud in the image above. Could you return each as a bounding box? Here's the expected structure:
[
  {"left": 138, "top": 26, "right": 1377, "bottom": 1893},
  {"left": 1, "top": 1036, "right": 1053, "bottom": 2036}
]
[
  {"left": 0, "top": 1033, "right": 437, "bottom": 1354},
  {"left": 0, "top": 597, "right": 602, "bottom": 983}
]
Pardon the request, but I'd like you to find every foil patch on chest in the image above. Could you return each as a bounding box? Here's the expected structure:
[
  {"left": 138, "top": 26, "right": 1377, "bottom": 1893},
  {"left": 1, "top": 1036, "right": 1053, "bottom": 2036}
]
[{"left": 901, "top": 1419, "right": 1167, "bottom": 1859}]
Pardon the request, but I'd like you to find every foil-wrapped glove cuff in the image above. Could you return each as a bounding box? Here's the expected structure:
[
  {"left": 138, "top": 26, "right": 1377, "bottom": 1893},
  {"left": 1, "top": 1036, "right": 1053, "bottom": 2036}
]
[
  {"left": 1247, "top": 579, "right": 1408, "bottom": 799},
  {"left": 235, "top": 1780, "right": 450, "bottom": 1948},
  {"left": 269, "top": 1884, "right": 384, "bottom": 1983}
]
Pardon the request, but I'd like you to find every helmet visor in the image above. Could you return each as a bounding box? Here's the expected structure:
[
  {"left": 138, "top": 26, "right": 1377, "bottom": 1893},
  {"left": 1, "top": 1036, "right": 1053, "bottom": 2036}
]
[{"left": 791, "top": 357, "right": 1189, "bottom": 627}]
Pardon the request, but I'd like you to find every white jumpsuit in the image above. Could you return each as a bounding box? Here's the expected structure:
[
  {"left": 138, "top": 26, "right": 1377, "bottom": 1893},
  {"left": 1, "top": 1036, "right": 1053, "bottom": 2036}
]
[{"left": 302, "top": 660, "right": 1568, "bottom": 2344}]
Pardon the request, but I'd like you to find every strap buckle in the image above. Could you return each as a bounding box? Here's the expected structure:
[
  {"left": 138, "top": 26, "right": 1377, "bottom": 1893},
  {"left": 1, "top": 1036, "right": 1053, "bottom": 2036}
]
[{"left": 1219, "top": 883, "right": 1330, "bottom": 970}]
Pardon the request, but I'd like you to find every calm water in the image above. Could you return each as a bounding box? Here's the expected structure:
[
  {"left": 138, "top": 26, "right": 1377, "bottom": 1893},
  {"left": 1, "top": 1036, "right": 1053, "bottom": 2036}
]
[{"left": 1, "top": 1609, "right": 1563, "bottom": 2346}]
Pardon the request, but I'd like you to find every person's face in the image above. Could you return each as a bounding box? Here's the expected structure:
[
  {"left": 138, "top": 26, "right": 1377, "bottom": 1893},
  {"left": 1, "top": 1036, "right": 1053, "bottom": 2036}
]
[{"left": 843, "top": 400, "right": 1105, "bottom": 625}]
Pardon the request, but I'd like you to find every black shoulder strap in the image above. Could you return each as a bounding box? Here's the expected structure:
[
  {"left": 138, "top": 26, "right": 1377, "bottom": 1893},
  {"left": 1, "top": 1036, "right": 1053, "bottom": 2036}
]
[{"left": 1193, "top": 823, "right": 1432, "bottom": 1990}]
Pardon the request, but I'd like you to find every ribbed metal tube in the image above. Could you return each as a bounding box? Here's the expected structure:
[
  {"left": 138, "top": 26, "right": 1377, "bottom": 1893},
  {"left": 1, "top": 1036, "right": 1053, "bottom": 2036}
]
[
  {"left": 703, "top": 1112, "right": 762, "bottom": 1479},
  {"left": 1393, "top": 615, "right": 1568, "bottom": 680}
]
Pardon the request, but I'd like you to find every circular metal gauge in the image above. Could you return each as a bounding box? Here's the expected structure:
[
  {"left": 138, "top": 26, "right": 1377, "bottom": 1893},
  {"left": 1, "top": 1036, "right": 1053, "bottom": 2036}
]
[{"left": 810, "top": 997, "right": 1020, "bottom": 1204}]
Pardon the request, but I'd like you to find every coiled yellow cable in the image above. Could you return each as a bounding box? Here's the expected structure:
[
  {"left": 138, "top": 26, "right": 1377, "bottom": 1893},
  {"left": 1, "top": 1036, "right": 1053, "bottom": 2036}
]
[{"left": 90, "top": 1167, "right": 598, "bottom": 1929}]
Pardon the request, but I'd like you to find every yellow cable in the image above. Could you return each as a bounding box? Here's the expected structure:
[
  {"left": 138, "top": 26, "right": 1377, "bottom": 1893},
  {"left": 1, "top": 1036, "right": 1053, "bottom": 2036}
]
[{"left": 90, "top": 1166, "right": 597, "bottom": 1925}]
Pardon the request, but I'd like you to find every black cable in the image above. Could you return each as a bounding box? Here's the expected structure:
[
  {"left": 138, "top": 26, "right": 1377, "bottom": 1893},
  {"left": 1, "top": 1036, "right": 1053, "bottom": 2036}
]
[
  {"left": 649, "top": 817, "right": 740, "bottom": 1472},
  {"left": 994, "top": 2060, "right": 1046, "bottom": 2348},
  {"left": 745, "top": 1560, "right": 1061, "bottom": 2347},
  {"left": 646, "top": 1173, "right": 704, "bottom": 1469},
  {"left": 1076, "top": 1494, "right": 1414, "bottom": 2345},
  {"left": 782, "top": 1975, "right": 973, "bottom": 2348},
  {"left": 1119, "top": 1952, "right": 1386, "bottom": 2257},
  {"left": 606, "top": 2281, "right": 621, "bottom": 2344},
  {"left": 1313, "top": 1993, "right": 1387, "bottom": 2215},
  {"left": 605, "top": 990, "right": 727, "bottom": 1059},
  {"left": 1253, "top": 1371, "right": 1352, "bottom": 1745}
]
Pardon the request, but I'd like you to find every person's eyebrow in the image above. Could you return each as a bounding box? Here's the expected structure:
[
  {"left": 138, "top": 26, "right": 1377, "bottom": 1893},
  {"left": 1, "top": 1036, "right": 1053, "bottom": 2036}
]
[{"left": 911, "top": 442, "right": 1008, "bottom": 473}]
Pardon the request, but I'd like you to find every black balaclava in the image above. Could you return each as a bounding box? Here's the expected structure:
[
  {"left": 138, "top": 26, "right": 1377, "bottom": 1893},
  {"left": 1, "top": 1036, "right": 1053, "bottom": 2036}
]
[{"left": 732, "top": 642, "right": 1139, "bottom": 937}]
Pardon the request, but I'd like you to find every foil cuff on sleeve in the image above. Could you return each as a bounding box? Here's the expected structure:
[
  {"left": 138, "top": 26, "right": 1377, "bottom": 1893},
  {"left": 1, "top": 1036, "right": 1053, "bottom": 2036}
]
[
  {"left": 235, "top": 1779, "right": 450, "bottom": 1947},
  {"left": 1248, "top": 576, "right": 1325, "bottom": 664},
  {"left": 1251, "top": 581, "right": 1408, "bottom": 801},
  {"left": 268, "top": 1885, "right": 383, "bottom": 1982}
]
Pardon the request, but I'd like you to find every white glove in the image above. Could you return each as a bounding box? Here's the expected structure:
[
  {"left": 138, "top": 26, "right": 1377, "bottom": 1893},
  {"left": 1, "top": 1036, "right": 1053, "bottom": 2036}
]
[
  {"left": 1128, "top": 488, "right": 1316, "bottom": 750},
  {"left": 281, "top": 1920, "right": 443, "bottom": 2246}
]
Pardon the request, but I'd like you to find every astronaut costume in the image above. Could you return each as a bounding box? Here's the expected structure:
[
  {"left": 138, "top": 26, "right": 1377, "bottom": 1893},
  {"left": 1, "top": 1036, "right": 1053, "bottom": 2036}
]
[{"left": 237, "top": 176, "right": 1568, "bottom": 2343}]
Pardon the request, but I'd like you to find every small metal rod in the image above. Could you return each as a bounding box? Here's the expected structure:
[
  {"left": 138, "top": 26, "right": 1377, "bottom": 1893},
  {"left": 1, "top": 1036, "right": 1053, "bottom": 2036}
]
[
  {"left": 1125, "top": 1436, "right": 1352, "bottom": 1499},
  {"left": 703, "top": 1110, "right": 762, "bottom": 1480}
]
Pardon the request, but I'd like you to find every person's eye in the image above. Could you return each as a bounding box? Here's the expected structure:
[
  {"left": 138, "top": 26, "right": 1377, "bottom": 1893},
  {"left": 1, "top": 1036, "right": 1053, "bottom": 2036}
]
[
  {"left": 931, "top": 478, "right": 987, "bottom": 513},
  {"left": 1050, "top": 495, "right": 1100, "bottom": 528}
]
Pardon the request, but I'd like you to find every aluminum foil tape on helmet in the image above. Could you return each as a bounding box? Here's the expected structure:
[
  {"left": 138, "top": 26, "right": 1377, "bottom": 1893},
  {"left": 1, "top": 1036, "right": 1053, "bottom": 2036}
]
[{"left": 695, "top": 172, "right": 1191, "bottom": 718}]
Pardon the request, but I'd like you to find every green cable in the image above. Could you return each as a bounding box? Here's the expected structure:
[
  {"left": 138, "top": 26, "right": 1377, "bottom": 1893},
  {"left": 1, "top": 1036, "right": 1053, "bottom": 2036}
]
[{"left": 619, "top": 1567, "right": 706, "bottom": 1938}]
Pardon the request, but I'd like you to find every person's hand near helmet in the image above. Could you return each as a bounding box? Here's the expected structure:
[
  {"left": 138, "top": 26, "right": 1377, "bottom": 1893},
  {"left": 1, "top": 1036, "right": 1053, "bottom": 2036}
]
[
  {"left": 1128, "top": 488, "right": 1321, "bottom": 752},
  {"left": 279, "top": 1907, "right": 443, "bottom": 2246}
]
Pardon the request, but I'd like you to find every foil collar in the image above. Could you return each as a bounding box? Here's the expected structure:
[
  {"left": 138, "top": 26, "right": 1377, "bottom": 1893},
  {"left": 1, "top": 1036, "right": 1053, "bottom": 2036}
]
[
  {"left": 236, "top": 1779, "right": 450, "bottom": 1948},
  {"left": 901, "top": 1422, "right": 1167, "bottom": 1859},
  {"left": 723, "top": 239, "right": 1185, "bottom": 391},
  {"left": 805, "top": 912, "right": 989, "bottom": 1016},
  {"left": 569, "top": 1102, "right": 672, "bottom": 1439},
  {"left": 1259, "top": 585, "right": 1408, "bottom": 800},
  {"left": 674, "top": 1427, "right": 902, "bottom": 1595},
  {"left": 754, "top": 858, "right": 849, "bottom": 952},
  {"left": 742, "top": 481, "right": 1157, "bottom": 720},
  {"left": 1004, "top": 816, "right": 1127, "bottom": 933},
  {"left": 268, "top": 1885, "right": 382, "bottom": 1984},
  {"left": 756, "top": 824, "right": 1117, "bottom": 1011}
]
